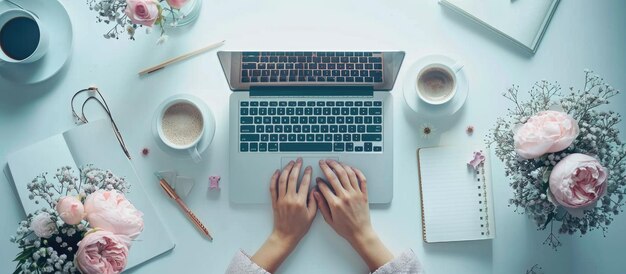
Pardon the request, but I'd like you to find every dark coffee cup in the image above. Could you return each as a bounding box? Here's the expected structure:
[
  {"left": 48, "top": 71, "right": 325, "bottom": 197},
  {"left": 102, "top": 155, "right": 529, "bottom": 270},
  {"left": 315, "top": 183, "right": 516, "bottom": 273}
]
[{"left": 0, "top": 8, "right": 48, "bottom": 64}]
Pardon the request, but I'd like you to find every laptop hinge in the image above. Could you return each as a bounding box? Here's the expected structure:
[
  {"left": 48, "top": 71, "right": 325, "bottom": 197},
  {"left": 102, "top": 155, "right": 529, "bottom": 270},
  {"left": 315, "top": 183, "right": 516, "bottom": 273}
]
[{"left": 249, "top": 86, "right": 374, "bottom": 97}]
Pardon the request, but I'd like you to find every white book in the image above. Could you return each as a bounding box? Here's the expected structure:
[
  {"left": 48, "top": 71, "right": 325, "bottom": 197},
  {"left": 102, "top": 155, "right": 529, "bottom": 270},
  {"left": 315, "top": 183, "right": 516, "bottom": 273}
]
[
  {"left": 439, "top": 0, "right": 560, "bottom": 54},
  {"left": 5, "top": 119, "right": 175, "bottom": 271},
  {"left": 417, "top": 146, "right": 496, "bottom": 243}
]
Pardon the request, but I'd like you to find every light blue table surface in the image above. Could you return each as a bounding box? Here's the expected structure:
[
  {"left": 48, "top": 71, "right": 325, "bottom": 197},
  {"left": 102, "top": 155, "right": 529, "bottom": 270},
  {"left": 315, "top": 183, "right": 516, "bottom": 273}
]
[{"left": 1, "top": 0, "right": 625, "bottom": 273}]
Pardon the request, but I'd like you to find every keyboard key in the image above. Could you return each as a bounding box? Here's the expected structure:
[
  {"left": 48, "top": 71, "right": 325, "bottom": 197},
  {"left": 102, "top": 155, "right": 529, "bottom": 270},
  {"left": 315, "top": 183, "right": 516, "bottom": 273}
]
[
  {"left": 270, "top": 134, "right": 279, "bottom": 141},
  {"left": 355, "top": 146, "right": 364, "bottom": 152},
  {"left": 240, "top": 143, "right": 249, "bottom": 152},
  {"left": 280, "top": 143, "right": 332, "bottom": 152},
  {"left": 324, "top": 134, "right": 333, "bottom": 141},
  {"left": 298, "top": 134, "right": 306, "bottom": 141},
  {"left": 249, "top": 143, "right": 258, "bottom": 152},
  {"left": 269, "top": 143, "right": 279, "bottom": 152},
  {"left": 367, "top": 125, "right": 382, "bottom": 132},
  {"left": 334, "top": 134, "right": 342, "bottom": 141},
  {"left": 316, "top": 134, "right": 324, "bottom": 141},
  {"left": 241, "top": 134, "right": 260, "bottom": 141},
  {"left": 346, "top": 143, "right": 354, "bottom": 151},
  {"left": 374, "top": 146, "right": 382, "bottom": 152},
  {"left": 362, "top": 134, "right": 382, "bottom": 141},
  {"left": 369, "top": 108, "right": 382, "bottom": 115},
  {"left": 374, "top": 101, "right": 382, "bottom": 106},
  {"left": 374, "top": 116, "right": 382, "bottom": 124},
  {"left": 240, "top": 125, "right": 255, "bottom": 133},
  {"left": 259, "top": 143, "right": 268, "bottom": 152},
  {"left": 241, "top": 117, "right": 253, "bottom": 124},
  {"left": 364, "top": 142, "right": 373, "bottom": 152},
  {"left": 261, "top": 134, "right": 269, "bottom": 141},
  {"left": 306, "top": 134, "right": 315, "bottom": 141},
  {"left": 333, "top": 143, "right": 345, "bottom": 152}
]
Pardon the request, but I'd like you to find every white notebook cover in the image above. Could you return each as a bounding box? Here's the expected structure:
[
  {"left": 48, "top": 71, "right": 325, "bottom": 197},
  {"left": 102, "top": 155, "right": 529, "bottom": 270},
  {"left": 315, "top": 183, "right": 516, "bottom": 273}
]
[
  {"left": 440, "top": 0, "right": 559, "bottom": 54},
  {"left": 5, "top": 120, "right": 175, "bottom": 270},
  {"left": 417, "top": 146, "right": 495, "bottom": 243}
]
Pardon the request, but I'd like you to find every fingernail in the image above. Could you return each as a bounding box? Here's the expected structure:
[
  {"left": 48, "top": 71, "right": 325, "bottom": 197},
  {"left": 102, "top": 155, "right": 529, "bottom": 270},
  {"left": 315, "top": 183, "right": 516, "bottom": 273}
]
[
  {"left": 297, "top": 157, "right": 302, "bottom": 163},
  {"left": 319, "top": 160, "right": 325, "bottom": 165},
  {"left": 306, "top": 166, "right": 312, "bottom": 171}
]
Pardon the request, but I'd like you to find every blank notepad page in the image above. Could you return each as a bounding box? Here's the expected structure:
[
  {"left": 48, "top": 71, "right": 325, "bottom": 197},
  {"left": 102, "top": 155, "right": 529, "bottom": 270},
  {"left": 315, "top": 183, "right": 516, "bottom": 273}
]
[{"left": 418, "top": 146, "right": 495, "bottom": 243}]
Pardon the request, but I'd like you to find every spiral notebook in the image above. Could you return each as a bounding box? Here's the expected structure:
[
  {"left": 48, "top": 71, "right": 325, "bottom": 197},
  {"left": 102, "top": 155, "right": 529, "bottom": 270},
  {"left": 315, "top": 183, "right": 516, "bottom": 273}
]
[{"left": 417, "top": 146, "right": 496, "bottom": 243}]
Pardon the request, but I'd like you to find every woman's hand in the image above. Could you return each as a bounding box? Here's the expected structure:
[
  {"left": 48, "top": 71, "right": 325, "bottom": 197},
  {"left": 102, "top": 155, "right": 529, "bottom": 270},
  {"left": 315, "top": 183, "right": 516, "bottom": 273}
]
[
  {"left": 270, "top": 158, "right": 318, "bottom": 245},
  {"left": 314, "top": 159, "right": 394, "bottom": 272},
  {"left": 251, "top": 158, "right": 317, "bottom": 273}
]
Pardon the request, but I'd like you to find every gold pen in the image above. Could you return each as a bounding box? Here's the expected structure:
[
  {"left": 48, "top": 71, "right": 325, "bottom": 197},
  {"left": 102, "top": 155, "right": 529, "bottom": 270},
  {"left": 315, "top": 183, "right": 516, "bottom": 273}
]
[{"left": 154, "top": 173, "right": 213, "bottom": 241}]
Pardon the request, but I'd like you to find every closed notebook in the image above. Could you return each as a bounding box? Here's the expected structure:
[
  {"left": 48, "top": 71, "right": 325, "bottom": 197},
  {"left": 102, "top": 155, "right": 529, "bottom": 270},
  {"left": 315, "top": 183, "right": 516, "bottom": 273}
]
[
  {"left": 439, "top": 0, "right": 559, "bottom": 54},
  {"left": 417, "top": 146, "right": 495, "bottom": 243},
  {"left": 5, "top": 119, "right": 175, "bottom": 271}
]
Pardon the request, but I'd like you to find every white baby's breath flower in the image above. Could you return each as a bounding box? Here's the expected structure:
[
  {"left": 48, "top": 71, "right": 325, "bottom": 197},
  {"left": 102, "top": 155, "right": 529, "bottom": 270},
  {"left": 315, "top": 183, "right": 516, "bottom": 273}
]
[{"left": 156, "top": 34, "right": 169, "bottom": 45}]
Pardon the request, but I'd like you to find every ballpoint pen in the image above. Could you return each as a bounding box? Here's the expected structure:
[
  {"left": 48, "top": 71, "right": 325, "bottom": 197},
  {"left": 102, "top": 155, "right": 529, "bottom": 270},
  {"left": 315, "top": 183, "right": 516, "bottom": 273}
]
[{"left": 154, "top": 173, "right": 213, "bottom": 241}]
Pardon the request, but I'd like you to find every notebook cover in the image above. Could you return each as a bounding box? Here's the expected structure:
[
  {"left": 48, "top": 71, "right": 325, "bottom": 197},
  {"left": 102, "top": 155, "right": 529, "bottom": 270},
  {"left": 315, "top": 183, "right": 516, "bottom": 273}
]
[{"left": 439, "top": 0, "right": 560, "bottom": 54}]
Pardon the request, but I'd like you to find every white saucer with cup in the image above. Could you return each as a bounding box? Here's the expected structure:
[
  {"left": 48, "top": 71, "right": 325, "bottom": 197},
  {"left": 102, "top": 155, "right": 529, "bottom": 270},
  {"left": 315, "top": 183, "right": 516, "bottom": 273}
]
[
  {"left": 403, "top": 55, "right": 469, "bottom": 117},
  {"left": 0, "top": 0, "right": 73, "bottom": 84},
  {"left": 153, "top": 94, "right": 216, "bottom": 162},
  {"left": 0, "top": 7, "right": 48, "bottom": 64}
]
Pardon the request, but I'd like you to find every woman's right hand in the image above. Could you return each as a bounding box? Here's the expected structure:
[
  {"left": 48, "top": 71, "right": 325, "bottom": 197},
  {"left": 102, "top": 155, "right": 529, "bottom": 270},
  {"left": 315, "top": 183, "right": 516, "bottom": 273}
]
[{"left": 314, "top": 159, "right": 394, "bottom": 272}]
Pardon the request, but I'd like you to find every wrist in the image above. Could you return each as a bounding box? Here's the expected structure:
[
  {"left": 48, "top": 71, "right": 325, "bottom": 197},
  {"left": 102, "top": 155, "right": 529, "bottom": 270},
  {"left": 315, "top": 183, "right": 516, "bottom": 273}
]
[
  {"left": 269, "top": 230, "right": 300, "bottom": 251},
  {"left": 347, "top": 226, "right": 378, "bottom": 250}
]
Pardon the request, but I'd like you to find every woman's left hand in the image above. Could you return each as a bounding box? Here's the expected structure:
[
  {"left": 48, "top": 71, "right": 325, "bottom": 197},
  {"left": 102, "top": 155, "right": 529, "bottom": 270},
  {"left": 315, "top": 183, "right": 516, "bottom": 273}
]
[
  {"left": 270, "top": 157, "right": 318, "bottom": 245},
  {"left": 251, "top": 158, "right": 318, "bottom": 273}
]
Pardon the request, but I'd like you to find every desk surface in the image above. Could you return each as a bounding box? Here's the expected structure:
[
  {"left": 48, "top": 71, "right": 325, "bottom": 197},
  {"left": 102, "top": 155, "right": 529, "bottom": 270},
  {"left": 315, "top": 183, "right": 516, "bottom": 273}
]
[{"left": 1, "top": 1, "right": 625, "bottom": 273}]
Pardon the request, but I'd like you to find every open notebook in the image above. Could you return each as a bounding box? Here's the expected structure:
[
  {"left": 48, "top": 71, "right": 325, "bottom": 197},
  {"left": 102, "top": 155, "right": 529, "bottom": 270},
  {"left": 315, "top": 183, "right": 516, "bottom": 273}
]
[
  {"left": 4, "top": 119, "right": 175, "bottom": 270},
  {"left": 417, "top": 146, "right": 496, "bottom": 243}
]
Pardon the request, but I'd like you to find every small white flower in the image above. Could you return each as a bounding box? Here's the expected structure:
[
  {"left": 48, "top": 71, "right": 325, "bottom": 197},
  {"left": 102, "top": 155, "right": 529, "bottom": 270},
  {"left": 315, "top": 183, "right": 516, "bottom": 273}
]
[
  {"left": 156, "top": 34, "right": 169, "bottom": 45},
  {"left": 30, "top": 212, "right": 57, "bottom": 239}
]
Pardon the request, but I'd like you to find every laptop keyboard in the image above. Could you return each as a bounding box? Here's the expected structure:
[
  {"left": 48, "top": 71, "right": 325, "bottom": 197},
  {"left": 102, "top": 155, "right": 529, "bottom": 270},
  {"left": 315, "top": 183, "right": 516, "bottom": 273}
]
[
  {"left": 239, "top": 100, "right": 383, "bottom": 153},
  {"left": 240, "top": 52, "right": 384, "bottom": 84}
]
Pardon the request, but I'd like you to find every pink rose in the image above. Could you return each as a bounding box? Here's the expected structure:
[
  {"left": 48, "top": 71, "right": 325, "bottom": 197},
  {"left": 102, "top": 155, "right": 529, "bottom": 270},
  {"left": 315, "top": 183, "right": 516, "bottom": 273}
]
[
  {"left": 166, "top": 0, "right": 189, "bottom": 9},
  {"left": 514, "top": 110, "right": 580, "bottom": 159},
  {"left": 549, "top": 153, "right": 608, "bottom": 210},
  {"left": 76, "top": 230, "right": 130, "bottom": 274},
  {"left": 84, "top": 190, "right": 144, "bottom": 239},
  {"left": 56, "top": 196, "right": 85, "bottom": 225},
  {"left": 125, "top": 0, "right": 160, "bottom": 27}
]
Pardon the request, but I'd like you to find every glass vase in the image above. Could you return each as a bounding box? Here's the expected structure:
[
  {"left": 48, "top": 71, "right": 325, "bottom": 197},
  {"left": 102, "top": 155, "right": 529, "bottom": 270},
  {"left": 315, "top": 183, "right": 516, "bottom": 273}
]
[{"left": 160, "top": 0, "right": 202, "bottom": 28}]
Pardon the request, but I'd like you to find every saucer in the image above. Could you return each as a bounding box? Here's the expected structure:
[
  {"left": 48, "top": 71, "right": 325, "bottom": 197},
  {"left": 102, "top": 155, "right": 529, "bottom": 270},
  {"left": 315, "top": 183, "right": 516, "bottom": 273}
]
[
  {"left": 0, "top": 0, "right": 72, "bottom": 84},
  {"left": 152, "top": 94, "right": 216, "bottom": 159},
  {"left": 403, "top": 55, "right": 469, "bottom": 117}
]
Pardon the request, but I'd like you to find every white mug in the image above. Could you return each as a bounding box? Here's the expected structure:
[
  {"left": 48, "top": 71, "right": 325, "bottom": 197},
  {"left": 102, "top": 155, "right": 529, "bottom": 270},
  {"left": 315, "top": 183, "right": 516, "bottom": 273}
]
[
  {"left": 157, "top": 98, "right": 205, "bottom": 163},
  {"left": 0, "top": 8, "right": 48, "bottom": 64},
  {"left": 416, "top": 62, "right": 463, "bottom": 105}
]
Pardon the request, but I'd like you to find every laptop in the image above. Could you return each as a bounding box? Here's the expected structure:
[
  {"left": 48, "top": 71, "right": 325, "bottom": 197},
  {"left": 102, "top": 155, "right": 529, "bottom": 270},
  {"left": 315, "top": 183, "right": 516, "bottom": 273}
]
[{"left": 218, "top": 51, "right": 405, "bottom": 203}]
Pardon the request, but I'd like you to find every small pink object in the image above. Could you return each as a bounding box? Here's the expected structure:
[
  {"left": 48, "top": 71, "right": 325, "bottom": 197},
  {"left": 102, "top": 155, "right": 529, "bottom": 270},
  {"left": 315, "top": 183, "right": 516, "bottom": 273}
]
[
  {"left": 466, "top": 125, "right": 474, "bottom": 135},
  {"left": 468, "top": 150, "right": 486, "bottom": 170},
  {"left": 209, "top": 176, "right": 221, "bottom": 190},
  {"left": 141, "top": 148, "right": 150, "bottom": 156}
]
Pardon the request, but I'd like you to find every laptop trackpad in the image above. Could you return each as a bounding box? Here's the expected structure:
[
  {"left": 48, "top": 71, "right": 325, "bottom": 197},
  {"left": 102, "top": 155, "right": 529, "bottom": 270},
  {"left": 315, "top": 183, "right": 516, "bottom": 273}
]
[{"left": 280, "top": 157, "right": 338, "bottom": 189}]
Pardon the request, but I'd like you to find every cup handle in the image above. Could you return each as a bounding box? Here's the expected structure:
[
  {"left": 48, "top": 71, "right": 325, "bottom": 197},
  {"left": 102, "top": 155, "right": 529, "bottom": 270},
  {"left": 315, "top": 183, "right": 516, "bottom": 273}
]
[
  {"left": 188, "top": 146, "right": 202, "bottom": 163},
  {"left": 451, "top": 62, "right": 464, "bottom": 73}
]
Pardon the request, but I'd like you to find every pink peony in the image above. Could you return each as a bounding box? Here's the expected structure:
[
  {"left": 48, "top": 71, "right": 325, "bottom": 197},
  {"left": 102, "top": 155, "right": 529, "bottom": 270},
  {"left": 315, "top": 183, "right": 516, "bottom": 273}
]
[
  {"left": 166, "top": 0, "right": 189, "bottom": 9},
  {"left": 549, "top": 153, "right": 608, "bottom": 211},
  {"left": 75, "top": 230, "right": 130, "bottom": 274},
  {"left": 84, "top": 190, "right": 144, "bottom": 239},
  {"left": 125, "top": 0, "right": 160, "bottom": 27},
  {"left": 56, "top": 196, "right": 85, "bottom": 225},
  {"left": 514, "top": 110, "right": 580, "bottom": 159}
]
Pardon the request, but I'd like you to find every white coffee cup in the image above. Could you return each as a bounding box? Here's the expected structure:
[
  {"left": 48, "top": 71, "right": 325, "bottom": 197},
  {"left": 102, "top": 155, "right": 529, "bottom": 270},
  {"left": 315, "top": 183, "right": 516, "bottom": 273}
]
[
  {"left": 416, "top": 62, "right": 463, "bottom": 105},
  {"left": 0, "top": 8, "right": 48, "bottom": 64},
  {"left": 157, "top": 98, "right": 205, "bottom": 163}
]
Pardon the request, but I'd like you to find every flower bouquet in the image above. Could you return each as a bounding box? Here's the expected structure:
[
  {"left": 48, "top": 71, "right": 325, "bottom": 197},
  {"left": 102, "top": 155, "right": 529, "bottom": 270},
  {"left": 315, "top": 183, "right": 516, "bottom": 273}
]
[
  {"left": 10, "top": 166, "right": 144, "bottom": 274},
  {"left": 489, "top": 70, "right": 626, "bottom": 249},
  {"left": 86, "top": 0, "right": 196, "bottom": 42}
]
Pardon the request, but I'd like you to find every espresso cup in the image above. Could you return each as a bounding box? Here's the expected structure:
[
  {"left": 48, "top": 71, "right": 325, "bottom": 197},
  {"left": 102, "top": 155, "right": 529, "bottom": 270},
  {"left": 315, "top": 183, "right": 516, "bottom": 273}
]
[
  {"left": 157, "top": 98, "right": 205, "bottom": 163},
  {"left": 416, "top": 62, "right": 463, "bottom": 105},
  {"left": 0, "top": 8, "right": 48, "bottom": 64}
]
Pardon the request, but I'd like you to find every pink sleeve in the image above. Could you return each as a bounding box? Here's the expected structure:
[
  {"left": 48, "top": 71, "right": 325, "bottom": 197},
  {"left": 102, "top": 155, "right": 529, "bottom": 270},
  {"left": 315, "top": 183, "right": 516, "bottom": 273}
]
[
  {"left": 371, "top": 250, "right": 424, "bottom": 274},
  {"left": 225, "top": 250, "right": 271, "bottom": 274}
]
